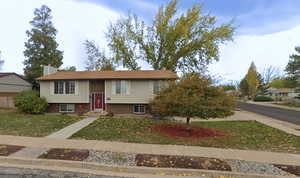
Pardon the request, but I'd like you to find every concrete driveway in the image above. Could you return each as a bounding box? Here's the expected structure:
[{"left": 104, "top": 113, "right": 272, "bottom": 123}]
[{"left": 237, "top": 102, "right": 300, "bottom": 126}]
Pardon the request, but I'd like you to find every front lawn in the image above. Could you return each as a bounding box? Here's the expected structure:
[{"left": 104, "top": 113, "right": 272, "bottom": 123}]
[
  {"left": 72, "top": 118, "right": 300, "bottom": 154},
  {"left": 0, "top": 109, "right": 82, "bottom": 137}
]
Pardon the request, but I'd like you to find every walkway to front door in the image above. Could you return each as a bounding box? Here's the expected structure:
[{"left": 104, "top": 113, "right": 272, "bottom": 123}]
[{"left": 91, "top": 93, "right": 105, "bottom": 112}]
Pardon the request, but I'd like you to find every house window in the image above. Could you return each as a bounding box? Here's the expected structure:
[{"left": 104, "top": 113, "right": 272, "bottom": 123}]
[
  {"left": 116, "top": 80, "right": 121, "bottom": 94},
  {"left": 115, "top": 80, "right": 128, "bottom": 94},
  {"left": 59, "top": 104, "right": 75, "bottom": 112},
  {"left": 153, "top": 80, "right": 164, "bottom": 94},
  {"left": 133, "top": 104, "right": 145, "bottom": 114},
  {"left": 65, "top": 81, "right": 75, "bottom": 94},
  {"left": 54, "top": 81, "right": 75, "bottom": 94},
  {"left": 54, "top": 81, "right": 64, "bottom": 94}
]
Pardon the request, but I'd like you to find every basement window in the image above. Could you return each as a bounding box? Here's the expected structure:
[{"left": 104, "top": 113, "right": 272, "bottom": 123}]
[
  {"left": 133, "top": 104, "right": 145, "bottom": 114},
  {"left": 59, "top": 104, "right": 75, "bottom": 113}
]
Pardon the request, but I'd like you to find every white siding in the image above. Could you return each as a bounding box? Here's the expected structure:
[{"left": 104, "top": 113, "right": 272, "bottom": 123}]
[
  {"left": 40, "top": 80, "right": 89, "bottom": 103},
  {"left": 105, "top": 80, "right": 167, "bottom": 104}
]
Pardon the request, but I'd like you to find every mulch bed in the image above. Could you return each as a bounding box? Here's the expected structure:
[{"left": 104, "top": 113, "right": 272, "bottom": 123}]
[
  {"left": 39, "top": 148, "right": 89, "bottom": 161},
  {"left": 0, "top": 144, "right": 24, "bottom": 156},
  {"left": 273, "top": 164, "right": 300, "bottom": 176},
  {"left": 152, "top": 124, "right": 226, "bottom": 138},
  {"left": 135, "top": 154, "right": 231, "bottom": 171}
]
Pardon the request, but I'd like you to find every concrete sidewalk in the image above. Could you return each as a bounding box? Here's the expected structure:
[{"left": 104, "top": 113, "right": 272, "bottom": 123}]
[
  {"left": 0, "top": 157, "right": 291, "bottom": 178},
  {"left": 10, "top": 117, "right": 97, "bottom": 158},
  {"left": 1, "top": 134, "right": 300, "bottom": 166}
]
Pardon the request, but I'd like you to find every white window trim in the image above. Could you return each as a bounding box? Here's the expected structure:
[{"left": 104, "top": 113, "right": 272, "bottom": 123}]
[
  {"left": 53, "top": 80, "right": 76, "bottom": 95},
  {"left": 59, "top": 104, "right": 75, "bottom": 113},
  {"left": 133, "top": 104, "right": 146, "bottom": 114},
  {"left": 112, "top": 80, "right": 130, "bottom": 95},
  {"left": 153, "top": 80, "right": 164, "bottom": 94}
]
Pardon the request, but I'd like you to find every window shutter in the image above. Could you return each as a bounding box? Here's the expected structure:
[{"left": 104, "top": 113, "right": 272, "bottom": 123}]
[
  {"left": 112, "top": 80, "right": 116, "bottom": 95},
  {"left": 126, "top": 80, "right": 131, "bottom": 95},
  {"left": 50, "top": 81, "right": 54, "bottom": 95}
]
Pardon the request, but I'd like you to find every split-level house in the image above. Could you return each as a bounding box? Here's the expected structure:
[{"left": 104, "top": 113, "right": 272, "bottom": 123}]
[{"left": 37, "top": 65, "right": 177, "bottom": 114}]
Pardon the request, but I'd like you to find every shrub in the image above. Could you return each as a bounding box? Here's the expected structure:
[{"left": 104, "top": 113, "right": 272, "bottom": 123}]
[
  {"left": 14, "top": 90, "right": 48, "bottom": 114},
  {"left": 253, "top": 96, "right": 274, "bottom": 102},
  {"left": 150, "top": 73, "right": 235, "bottom": 124}
]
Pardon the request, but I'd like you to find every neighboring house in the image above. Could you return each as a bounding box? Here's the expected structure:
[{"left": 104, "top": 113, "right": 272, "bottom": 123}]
[
  {"left": 37, "top": 65, "right": 177, "bottom": 115},
  {"left": 268, "top": 88, "right": 299, "bottom": 100},
  {"left": 224, "top": 90, "right": 240, "bottom": 96},
  {"left": 0, "top": 73, "right": 32, "bottom": 108}
]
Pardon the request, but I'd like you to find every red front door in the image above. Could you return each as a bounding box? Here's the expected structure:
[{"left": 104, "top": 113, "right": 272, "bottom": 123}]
[
  {"left": 92, "top": 93, "right": 104, "bottom": 111},
  {"left": 95, "top": 93, "right": 102, "bottom": 110}
]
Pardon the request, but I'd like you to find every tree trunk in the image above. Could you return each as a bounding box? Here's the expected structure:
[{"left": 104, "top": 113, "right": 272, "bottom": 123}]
[{"left": 186, "top": 117, "right": 190, "bottom": 125}]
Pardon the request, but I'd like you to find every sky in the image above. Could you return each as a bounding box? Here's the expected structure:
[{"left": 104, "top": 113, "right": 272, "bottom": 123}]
[{"left": 0, "top": 0, "right": 300, "bottom": 82}]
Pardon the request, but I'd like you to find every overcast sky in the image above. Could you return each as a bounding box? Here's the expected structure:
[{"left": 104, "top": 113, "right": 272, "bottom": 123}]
[{"left": 0, "top": 0, "right": 299, "bottom": 82}]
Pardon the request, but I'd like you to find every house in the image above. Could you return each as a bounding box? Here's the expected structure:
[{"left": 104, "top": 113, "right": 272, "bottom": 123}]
[
  {"left": 268, "top": 88, "right": 299, "bottom": 100},
  {"left": 0, "top": 73, "right": 32, "bottom": 108},
  {"left": 37, "top": 65, "right": 177, "bottom": 115}
]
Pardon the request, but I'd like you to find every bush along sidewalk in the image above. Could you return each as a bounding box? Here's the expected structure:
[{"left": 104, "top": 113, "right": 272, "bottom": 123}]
[{"left": 253, "top": 96, "right": 274, "bottom": 102}]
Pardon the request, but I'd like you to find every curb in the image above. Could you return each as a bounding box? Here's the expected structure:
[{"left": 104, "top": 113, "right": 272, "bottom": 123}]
[{"left": 0, "top": 156, "right": 294, "bottom": 178}]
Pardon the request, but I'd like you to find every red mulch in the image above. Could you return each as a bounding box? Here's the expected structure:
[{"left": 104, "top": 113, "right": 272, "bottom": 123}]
[
  {"left": 39, "top": 148, "right": 89, "bottom": 161},
  {"left": 152, "top": 124, "right": 226, "bottom": 138},
  {"left": 0, "top": 144, "right": 24, "bottom": 156},
  {"left": 273, "top": 164, "right": 300, "bottom": 176}
]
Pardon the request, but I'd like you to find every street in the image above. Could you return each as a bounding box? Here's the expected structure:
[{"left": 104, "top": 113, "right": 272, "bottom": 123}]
[
  {"left": 237, "top": 102, "right": 300, "bottom": 125},
  {"left": 0, "top": 166, "right": 126, "bottom": 178}
]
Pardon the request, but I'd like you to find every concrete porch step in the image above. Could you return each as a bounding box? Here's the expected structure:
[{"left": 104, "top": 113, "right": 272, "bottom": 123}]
[{"left": 84, "top": 111, "right": 108, "bottom": 117}]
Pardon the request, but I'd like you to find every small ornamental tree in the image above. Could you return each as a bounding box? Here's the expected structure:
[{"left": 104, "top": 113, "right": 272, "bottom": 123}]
[{"left": 150, "top": 73, "right": 235, "bottom": 124}]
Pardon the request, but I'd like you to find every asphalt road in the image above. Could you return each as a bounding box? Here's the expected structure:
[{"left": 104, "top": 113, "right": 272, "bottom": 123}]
[
  {"left": 237, "top": 102, "right": 300, "bottom": 126},
  {"left": 0, "top": 166, "right": 127, "bottom": 178}
]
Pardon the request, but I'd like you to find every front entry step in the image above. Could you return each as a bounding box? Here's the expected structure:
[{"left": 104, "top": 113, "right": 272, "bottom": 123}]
[{"left": 84, "top": 111, "right": 108, "bottom": 117}]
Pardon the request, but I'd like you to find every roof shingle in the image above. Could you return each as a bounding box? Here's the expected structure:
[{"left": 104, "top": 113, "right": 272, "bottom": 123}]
[{"left": 37, "top": 70, "right": 178, "bottom": 80}]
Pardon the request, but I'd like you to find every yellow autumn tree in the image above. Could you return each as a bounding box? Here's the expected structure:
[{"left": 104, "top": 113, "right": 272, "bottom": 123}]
[{"left": 245, "top": 62, "right": 260, "bottom": 100}]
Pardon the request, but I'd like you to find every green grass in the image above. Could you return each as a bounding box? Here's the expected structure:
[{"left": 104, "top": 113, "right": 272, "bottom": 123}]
[
  {"left": 275, "top": 103, "right": 300, "bottom": 108},
  {"left": 0, "top": 109, "right": 82, "bottom": 137},
  {"left": 72, "top": 118, "right": 300, "bottom": 154}
]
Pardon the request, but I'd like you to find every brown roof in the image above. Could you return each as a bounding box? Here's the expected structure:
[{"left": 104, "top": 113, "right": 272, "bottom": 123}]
[
  {"left": 271, "top": 88, "right": 296, "bottom": 94},
  {"left": 37, "top": 70, "right": 178, "bottom": 80}
]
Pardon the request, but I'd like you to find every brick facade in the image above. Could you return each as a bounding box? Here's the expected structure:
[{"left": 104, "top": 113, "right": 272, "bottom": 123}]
[
  {"left": 46, "top": 103, "right": 90, "bottom": 114},
  {"left": 106, "top": 104, "right": 149, "bottom": 114}
]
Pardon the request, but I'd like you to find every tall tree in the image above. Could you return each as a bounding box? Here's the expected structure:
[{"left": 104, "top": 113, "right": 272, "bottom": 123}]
[
  {"left": 239, "top": 78, "right": 249, "bottom": 98},
  {"left": 0, "top": 51, "right": 4, "bottom": 70},
  {"left": 269, "top": 77, "right": 297, "bottom": 88},
  {"left": 260, "top": 65, "right": 282, "bottom": 84},
  {"left": 84, "top": 40, "right": 115, "bottom": 71},
  {"left": 286, "top": 46, "right": 300, "bottom": 87},
  {"left": 23, "top": 5, "right": 63, "bottom": 88},
  {"left": 59, "top": 66, "right": 76, "bottom": 72},
  {"left": 257, "top": 73, "right": 269, "bottom": 95},
  {"left": 106, "top": 0, "right": 234, "bottom": 72},
  {"left": 245, "top": 62, "right": 260, "bottom": 99}
]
